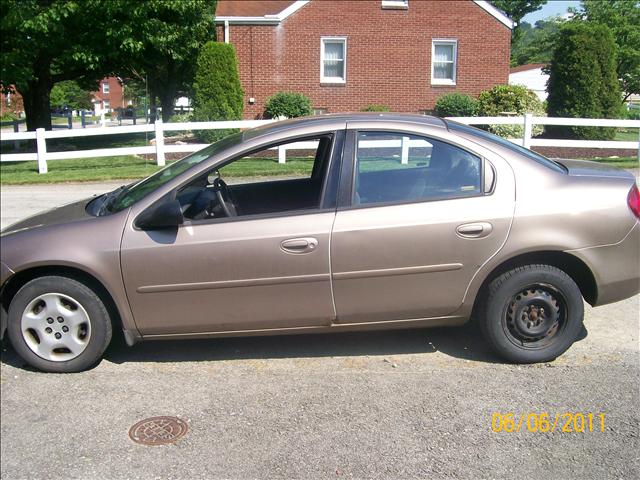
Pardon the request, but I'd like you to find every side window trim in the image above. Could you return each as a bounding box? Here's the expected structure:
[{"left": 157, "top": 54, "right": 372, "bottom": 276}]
[{"left": 341, "top": 129, "right": 487, "bottom": 210}]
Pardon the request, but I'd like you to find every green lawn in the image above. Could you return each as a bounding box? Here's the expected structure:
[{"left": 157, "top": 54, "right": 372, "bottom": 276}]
[
  {"left": 0, "top": 155, "right": 316, "bottom": 185},
  {"left": 615, "top": 129, "right": 639, "bottom": 142},
  {"left": 582, "top": 156, "right": 639, "bottom": 169}
]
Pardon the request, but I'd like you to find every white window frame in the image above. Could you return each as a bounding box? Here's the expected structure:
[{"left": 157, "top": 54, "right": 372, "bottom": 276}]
[
  {"left": 102, "top": 82, "right": 110, "bottom": 94},
  {"left": 320, "top": 37, "right": 347, "bottom": 84},
  {"left": 381, "top": 0, "right": 408, "bottom": 9},
  {"left": 102, "top": 100, "right": 110, "bottom": 110},
  {"left": 431, "top": 39, "right": 458, "bottom": 86}
]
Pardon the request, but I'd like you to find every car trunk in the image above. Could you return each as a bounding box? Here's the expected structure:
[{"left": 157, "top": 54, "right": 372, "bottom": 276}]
[{"left": 555, "top": 159, "right": 636, "bottom": 180}]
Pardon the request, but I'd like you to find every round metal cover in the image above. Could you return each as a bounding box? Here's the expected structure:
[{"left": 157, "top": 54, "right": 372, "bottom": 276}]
[{"left": 129, "top": 416, "right": 188, "bottom": 445}]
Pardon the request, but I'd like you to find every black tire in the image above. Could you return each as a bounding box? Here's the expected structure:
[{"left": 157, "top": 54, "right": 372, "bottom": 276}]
[
  {"left": 7, "top": 276, "right": 112, "bottom": 373},
  {"left": 480, "top": 264, "right": 584, "bottom": 364}
]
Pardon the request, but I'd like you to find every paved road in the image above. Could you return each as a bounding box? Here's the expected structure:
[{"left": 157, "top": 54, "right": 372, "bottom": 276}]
[{"left": 1, "top": 183, "right": 639, "bottom": 479}]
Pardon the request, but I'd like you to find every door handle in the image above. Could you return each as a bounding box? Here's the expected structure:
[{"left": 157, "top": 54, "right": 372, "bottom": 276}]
[
  {"left": 281, "top": 237, "right": 319, "bottom": 254},
  {"left": 456, "top": 222, "right": 493, "bottom": 238}
]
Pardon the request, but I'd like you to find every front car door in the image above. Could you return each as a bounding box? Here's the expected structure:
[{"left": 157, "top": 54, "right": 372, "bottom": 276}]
[
  {"left": 330, "top": 122, "right": 515, "bottom": 324},
  {"left": 120, "top": 127, "right": 345, "bottom": 336}
]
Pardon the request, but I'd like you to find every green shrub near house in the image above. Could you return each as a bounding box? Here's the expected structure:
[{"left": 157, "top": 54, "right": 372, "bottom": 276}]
[
  {"left": 361, "top": 104, "right": 391, "bottom": 112},
  {"left": 264, "top": 92, "right": 313, "bottom": 119},
  {"left": 192, "top": 42, "right": 244, "bottom": 143},
  {"left": 546, "top": 22, "right": 621, "bottom": 140},
  {"left": 478, "top": 85, "right": 545, "bottom": 138},
  {"left": 434, "top": 93, "right": 479, "bottom": 118}
]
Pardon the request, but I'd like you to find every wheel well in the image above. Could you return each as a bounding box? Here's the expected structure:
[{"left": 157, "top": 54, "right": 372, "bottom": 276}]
[
  {"left": 0, "top": 266, "right": 124, "bottom": 340},
  {"left": 473, "top": 251, "right": 598, "bottom": 311}
]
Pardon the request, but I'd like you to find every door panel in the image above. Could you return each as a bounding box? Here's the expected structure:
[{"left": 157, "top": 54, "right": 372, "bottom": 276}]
[{"left": 121, "top": 212, "right": 335, "bottom": 335}]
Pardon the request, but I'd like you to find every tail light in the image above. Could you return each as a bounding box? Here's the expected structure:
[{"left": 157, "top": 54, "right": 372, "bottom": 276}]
[{"left": 628, "top": 184, "right": 640, "bottom": 220}]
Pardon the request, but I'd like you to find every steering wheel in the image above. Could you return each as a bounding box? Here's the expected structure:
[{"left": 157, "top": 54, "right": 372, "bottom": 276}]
[{"left": 212, "top": 177, "right": 237, "bottom": 217}]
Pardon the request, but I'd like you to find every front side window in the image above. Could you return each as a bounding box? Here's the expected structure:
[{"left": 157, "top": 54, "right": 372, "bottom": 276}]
[
  {"left": 354, "top": 131, "right": 481, "bottom": 206},
  {"left": 102, "top": 83, "right": 110, "bottom": 93},
  {"left": 431, "top": 40, "right": 457, "bottom": 85},
  {"left": 177, "top": 134, "right": 335, "bottom": 221},
  {"left": 321, "top": 37, "right": 347, "bottom": 83}
]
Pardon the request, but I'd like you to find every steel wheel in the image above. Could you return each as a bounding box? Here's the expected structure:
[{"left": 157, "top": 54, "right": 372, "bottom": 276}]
[
  {"left": 502, "top": 284, "right": 567, "bottom": 349},
  {"left": 20, "top": 292, "right": 92, "bottom": 362}
]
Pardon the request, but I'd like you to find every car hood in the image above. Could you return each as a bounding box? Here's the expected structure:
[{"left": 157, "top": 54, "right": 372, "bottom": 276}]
[
  {"left": 555, "top": 159, "right": 636, "bottom": 179},
  {"left": 0, "top": 197, "right": 96, "bottom": 236}
]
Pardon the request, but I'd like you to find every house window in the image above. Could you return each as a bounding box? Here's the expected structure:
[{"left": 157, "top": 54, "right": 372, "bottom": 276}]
[
  {"left": 102, "top": 83, "right": 110, "bottom": 94},
  {"left": 382, "top": 0, "right": 408, "bottom": 9},
  {"left": 314, "top": 108, "right": 328, "bottom": 115},
  {"left": 103, "top": 100, "right": 110, "bottom": 110},
  {"left": 321, "top": 37, "right": 347, "bottom": 84},
  {"left": 431, "top": 40, "right": 457, "bottom": 85}
]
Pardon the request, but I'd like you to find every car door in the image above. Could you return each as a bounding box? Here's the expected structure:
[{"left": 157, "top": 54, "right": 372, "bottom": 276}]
[
  {"left": 330, "top": 126, "right": 515, "bottom": 323},
  {"left": 120, "top": 131, "right": 344, "bottom": 336}
]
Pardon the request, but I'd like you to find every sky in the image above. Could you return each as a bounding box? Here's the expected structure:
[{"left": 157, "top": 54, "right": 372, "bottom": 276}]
[{"left": 521, "top": 0, "right": 581, "bottom": 24}]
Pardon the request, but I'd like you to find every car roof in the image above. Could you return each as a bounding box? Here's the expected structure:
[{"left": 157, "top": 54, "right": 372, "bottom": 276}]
[{"left": 245, "top": 113, "right": 447, "bottom": 142}]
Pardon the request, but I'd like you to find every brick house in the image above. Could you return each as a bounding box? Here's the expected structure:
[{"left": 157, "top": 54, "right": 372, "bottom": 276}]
[
  {"left": 215, "top": 0, "right": 513, "bottom": 119},
  {"left": 91, "top": 77, "right": 126, "bottom": 114}
]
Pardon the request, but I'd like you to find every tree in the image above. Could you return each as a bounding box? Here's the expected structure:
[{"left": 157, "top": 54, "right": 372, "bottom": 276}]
[
  {"left": 510, "top": 17, "right": 564, "bottom": 66},
  {"left": 119, "top": 0, "right": 217, "bottom": 122},
  {"left": 546, "top": 22, "right": 621, "bottom": 139},
  {"left": 491, "top": 0, "right": 548, "bottom": 40},
  {"left": 0, "top": 0, "right": 119, "bottom": 130},
  {"left": 572, "top": 0, "right": 640, "bottom": 102},
  {"left": 50, "top": 81, "right": 93, "bottom": 111},
  {"left": 192, "top": 42, "right": 244, "bottom": 143}
]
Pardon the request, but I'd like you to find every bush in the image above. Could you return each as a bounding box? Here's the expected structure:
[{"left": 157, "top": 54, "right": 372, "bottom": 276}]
[
  {"left": 0, "top": 111, "right": 19, "bottom": 122},
  {"left": 477, "top": 85, "right": 545, "bottom": 137},
  {"left": 169, "top": 112, "right": 192, "bottom": 123},
  {"left": 546, "top": 23, "right": 621, "bottom": 140},
  {"left": 192, "top": 42, "right": 244, "bottom": 143},
  {"left": 361, "top": 104, "right": 390, "bottom": 112},
  {"left": 264, "top": 92, "right": 312, "bottom": 119},
  {"left": 434, "top": 93, "right": 478, "bottom": 117}
]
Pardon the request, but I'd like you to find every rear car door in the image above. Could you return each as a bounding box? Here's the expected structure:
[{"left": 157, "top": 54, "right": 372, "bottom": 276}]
[{"left": 330, "top": 126, "right": 515, "bottom": 323}]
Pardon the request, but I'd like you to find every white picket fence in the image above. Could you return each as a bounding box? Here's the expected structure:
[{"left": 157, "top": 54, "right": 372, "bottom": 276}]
[{"left": 0, "top": 114, "right": 638, "bottom": 174}]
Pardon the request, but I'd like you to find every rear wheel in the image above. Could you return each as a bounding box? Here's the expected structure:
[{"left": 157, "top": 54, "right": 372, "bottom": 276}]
[
  {"left": 7, "top": 276, "right": 112, "bottom": 373},
  {"left": 480, "top": 264, "right": 584, "bottom": 363}
]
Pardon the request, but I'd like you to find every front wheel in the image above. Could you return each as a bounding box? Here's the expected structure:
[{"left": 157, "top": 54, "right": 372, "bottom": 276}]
[
  {"left": 7, "top": 276, "right": 112, "bottom": 373},
  {"left": 480, "top": 264, "right": 584, "bottom": 363}
]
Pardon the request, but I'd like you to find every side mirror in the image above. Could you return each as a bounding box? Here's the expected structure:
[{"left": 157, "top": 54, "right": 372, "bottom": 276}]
[{"left": 136, "top": 199, "right": 184, "bottom": 230}]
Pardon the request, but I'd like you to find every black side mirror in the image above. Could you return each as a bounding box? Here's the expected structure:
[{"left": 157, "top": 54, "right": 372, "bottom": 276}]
[{"left": 136, "top": 199, "right": 184, "bottom": 230}]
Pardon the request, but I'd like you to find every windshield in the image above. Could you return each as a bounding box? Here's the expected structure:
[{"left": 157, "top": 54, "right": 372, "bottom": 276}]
[
  {"left": 446, "top": 121, "right": 566, "bottom": 173},
  {"left": 108, "top": 132, "right": 244, "bottom": 212}
]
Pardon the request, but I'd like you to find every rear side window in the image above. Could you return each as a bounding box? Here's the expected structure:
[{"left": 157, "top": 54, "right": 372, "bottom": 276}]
[{"left": 353, "top": 131, "right": 482, "bottom": 206}]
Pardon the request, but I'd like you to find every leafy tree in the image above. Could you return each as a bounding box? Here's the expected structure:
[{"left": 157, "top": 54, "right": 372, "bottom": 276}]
[
  {"left": 192, "top": 42, "right": 244, "bottom": 143},
  {"left": 0, "top": 0, "right": 119, "bottom": 130},
  {"left": 50, "top": 81, "right": 92, "bottom": 111},
  {"left": 434, "top": 93, "right": 479, "bottom": 117},
  {"left": 265, "top": 92, "right": 313, "bottom": 118},
  {"left": 491, "top": 0, "right": 548, "bottom": 40},
  {"left": 117, "top": 0, "right": 216, "bottom": 122},
  {"left": 510, "top": 18, "right": 564, "bottom": 66},
  {"left": 572, "top": 0, "right": 640, "bottom": 102},
  {"left": 546, "top": 22, "right": 621, "bottom": 139}
]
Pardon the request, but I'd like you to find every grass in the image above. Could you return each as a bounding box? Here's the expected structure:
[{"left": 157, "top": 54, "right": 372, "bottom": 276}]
[
  {"left": 615, "top": 129, "right": 639, "bottom": 142},
  {"left": 0, "top": 155, "right": 316, "bottom": 185},
  {"left": 581, "top": 156, "right": 639, "bottom": 169}
]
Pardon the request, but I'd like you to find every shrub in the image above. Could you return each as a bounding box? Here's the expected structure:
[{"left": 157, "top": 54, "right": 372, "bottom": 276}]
[
  {"left": 264, "top": 92, "right": 312, "bottom": 119},
  {"left": 434, "top": 93, "right": 478, "bottom": 117},
  {"left": 192, "top": 42, "right": 244, "bottom": 143},
  {"left": 169, "top": 112, "right": 192, "bottom": 123},
  {"left": 0, "top": 111, "right": 19, "bottom": 122},
  {"left": 478, "top": 85, "right": 545, "bottom": 137},
  {"left": 361, "top": 104, "right": 390, "bottom": 112},
  {"left": 546, "top": 23, "right": 621, "bottom": 140}
]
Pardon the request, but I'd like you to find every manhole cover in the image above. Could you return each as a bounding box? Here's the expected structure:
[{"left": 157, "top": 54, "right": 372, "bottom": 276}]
[{"left": 129, "top": 416, "right": 188, "bottom": 445}]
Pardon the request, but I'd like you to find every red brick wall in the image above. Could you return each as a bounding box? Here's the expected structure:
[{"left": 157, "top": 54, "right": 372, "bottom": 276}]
[
  {"left": 92, "top": 77, "right": 125, "bottom": 111},
  {"left": 221, "top": 0, "right": 510, "bottom": 119}
]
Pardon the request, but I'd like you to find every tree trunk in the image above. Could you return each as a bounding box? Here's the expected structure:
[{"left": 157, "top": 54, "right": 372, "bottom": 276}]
[
  {"left": 148, "top": 87, "right": 158, "bottom": 124},
  {"left": 20, "top": 62, "right": 53, "bottom": 131},
  {"left": 158, "top": 62, "right": 177, "bottom": 122}
]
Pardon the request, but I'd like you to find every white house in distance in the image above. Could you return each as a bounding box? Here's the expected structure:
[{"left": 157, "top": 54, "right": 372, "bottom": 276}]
[{"left": 509, "top": 63, "right": 549, "bottom": 101}]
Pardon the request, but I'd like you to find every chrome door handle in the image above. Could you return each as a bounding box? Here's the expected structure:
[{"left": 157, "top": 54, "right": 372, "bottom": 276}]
[
  {"left": 456, "top": 222, "right": 493, "bottom": 238},
  {"left": 281, "top": 237, "right": 319, "bottom": 254}
]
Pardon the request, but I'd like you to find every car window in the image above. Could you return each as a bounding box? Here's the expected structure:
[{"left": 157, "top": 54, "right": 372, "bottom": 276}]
[
  {"left": 178, "top": 134, "right": 334, "bottom": 221},
  {"left": 353, "top": 131, "right": 482, "bottom": 206}
]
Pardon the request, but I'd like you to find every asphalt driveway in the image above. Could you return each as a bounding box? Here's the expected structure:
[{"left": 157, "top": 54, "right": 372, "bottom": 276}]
[{"left": 1, "top": 182, "right": 639, "bottom": 479}]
